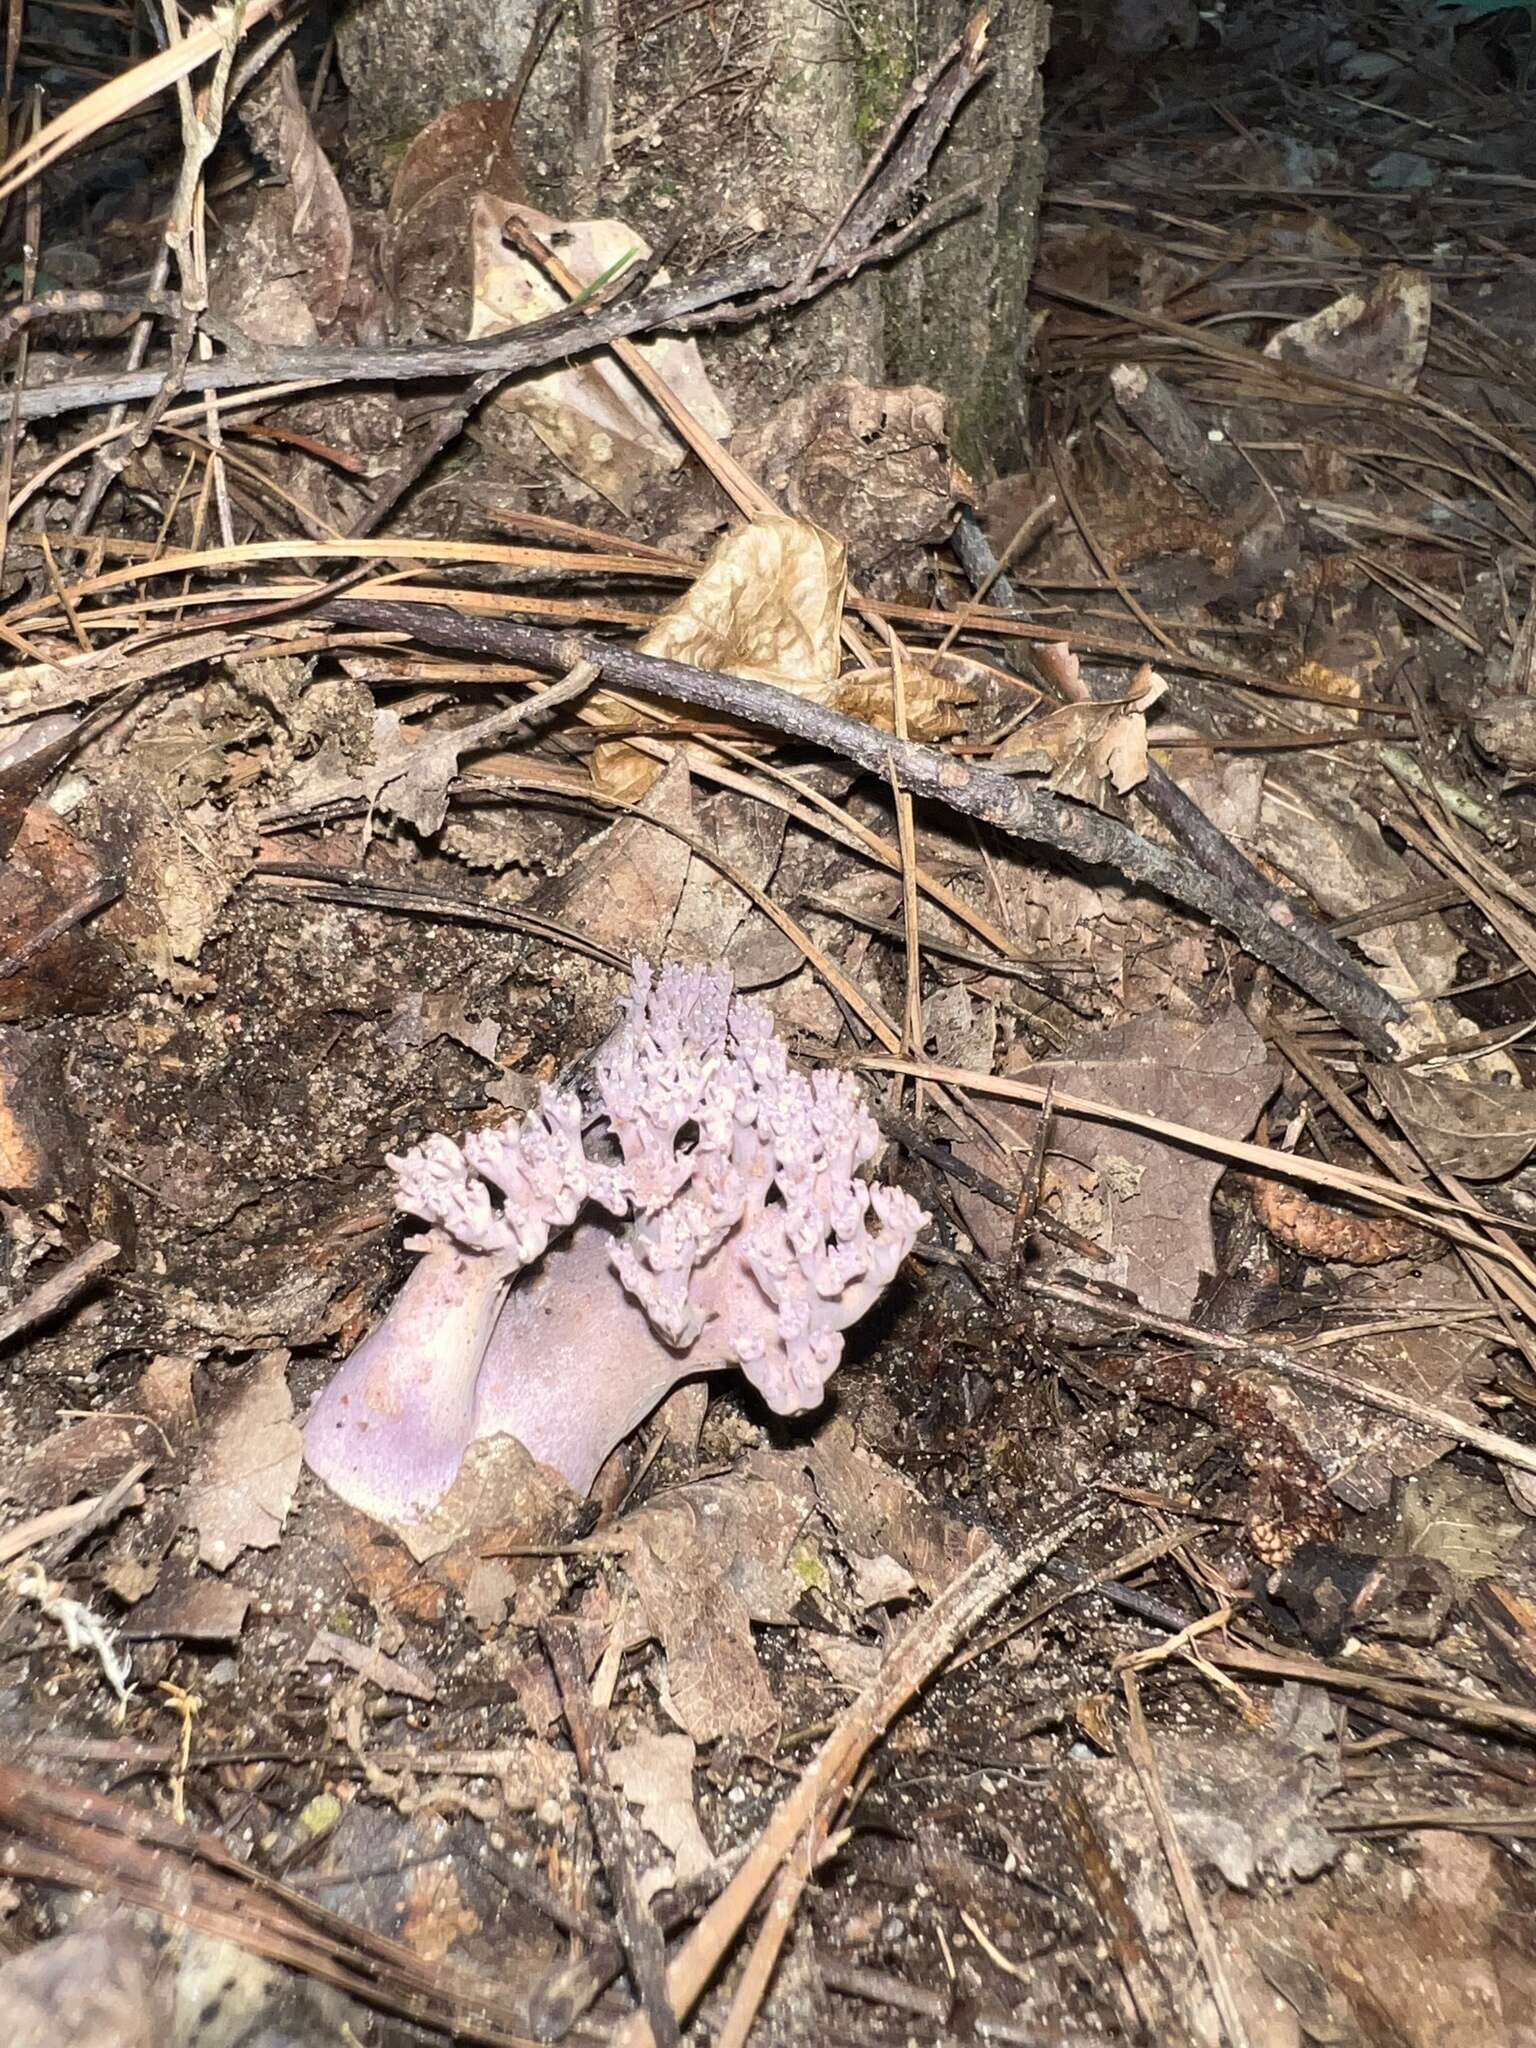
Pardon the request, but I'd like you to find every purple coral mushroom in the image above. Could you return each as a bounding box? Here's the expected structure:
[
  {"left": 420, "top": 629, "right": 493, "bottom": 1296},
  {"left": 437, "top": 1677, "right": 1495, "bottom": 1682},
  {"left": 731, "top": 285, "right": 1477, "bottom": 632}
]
[{"left": 303, "top": 961, "right": 927, "bottom": 1523}]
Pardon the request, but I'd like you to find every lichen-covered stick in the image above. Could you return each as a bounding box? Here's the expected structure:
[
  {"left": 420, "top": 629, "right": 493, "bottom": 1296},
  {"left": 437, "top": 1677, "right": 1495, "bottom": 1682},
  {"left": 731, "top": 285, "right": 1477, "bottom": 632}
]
[{"left": 303, "top": 962, "right": 927, "bottom": 1524}]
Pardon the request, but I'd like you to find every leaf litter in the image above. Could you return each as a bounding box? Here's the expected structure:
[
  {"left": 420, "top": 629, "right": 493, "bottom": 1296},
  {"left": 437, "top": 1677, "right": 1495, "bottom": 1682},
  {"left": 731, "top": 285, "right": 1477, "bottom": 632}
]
[{"left": 6, "top": 4, "right": 1536, "bottom": 2044}]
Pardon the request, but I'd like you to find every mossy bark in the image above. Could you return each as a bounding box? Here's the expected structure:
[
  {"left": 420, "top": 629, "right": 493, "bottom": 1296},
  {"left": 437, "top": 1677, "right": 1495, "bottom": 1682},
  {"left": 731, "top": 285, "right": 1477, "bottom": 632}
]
[
  {"left": 867, "top": 2, "right": 1051, "bottom": 475},
  {"left": 336, "top": 0, "right": 1047, "bottom": 476}
]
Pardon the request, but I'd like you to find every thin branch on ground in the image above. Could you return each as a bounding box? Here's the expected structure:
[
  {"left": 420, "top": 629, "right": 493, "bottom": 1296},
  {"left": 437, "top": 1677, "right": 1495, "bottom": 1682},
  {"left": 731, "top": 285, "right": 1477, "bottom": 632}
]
[{"left": 311, "top": 593, "right": 1407, "bottom": 1050}]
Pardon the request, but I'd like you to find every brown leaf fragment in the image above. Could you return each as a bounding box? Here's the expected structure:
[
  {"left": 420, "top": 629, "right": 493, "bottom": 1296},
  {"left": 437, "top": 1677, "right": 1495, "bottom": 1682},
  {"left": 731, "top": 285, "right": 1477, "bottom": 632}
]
[
  {"left": 623, "top": 1514, "right": 779, "bottom": 1747},
  {"left": 1263, "top": 264, "right": 1430, "bottom": 394},
  {"left": 0, "top": 805, "right": 119, "bottom": 1021},
  {"left": 727, "top": 378, "right": 955, "bottom": 592},
  {"left": 1247, "top": 1176, "right": 1433, "bottom": 1266},
  {"left": 1370, "top": 1063, "right": 1536, "bottom": 1182},
  {"left": 998, "top": 667, "right": 1166, "bottom": 804},
  {"left": 307, "top": 1628, "right": 438, "bottom": 1702},
  {"left": 825, "top": 652, "right": 976, "bottom": 743},
  {"left": 385, "top": 95, "right": 528, "bottom": 338},
  {"left": 98, "top": 1556, "right": 159, "bottom": 1607},
  {"left": 587, "top": 518, "right": 844, "bottom": 800},
  {"left": 214, "top": 52, "right": 352, "bottom": 344},
  {"left": 990, "top": 1007, "right": 1280, "bottom": 1318},
  {"left": 783, "top": 1419, "right": 987, "bottom": 1598},
  {"left": 608, "top": 1731, "right": 714, "bottom": 1885},
  {"left": 1277, "top": 1257, "right": 1491, "bottom": 1512},
  {"left": 812, "top": 1636, "right": 884, "bottom": 1692},
  {"left": 135, "top": 1354, "right": 199, "bottom": 1442},
  {"left": 183, "top": 1351, "right": 302, "bottom": 1571},
  {"left": 123, "top": 1571, "right": 251, "bottom": 1642},
  {"left": 12, "top": 1415, "right": 153, "bottom": 1513},
  {"left": 472, "top": 199, "right": 729, "bottom": 513},
  {"left": 1272, "top": 1832, "right": 1536, "bottom": 2048},
  {"left": 531, "top": 751, "right": 693, "bottom": 955},
  {"left": 390, "top": 1431, "right": 586, "bottom": 1566},
  {"left": 0, "top": 1027, "right": 90, "bottom": 1199}
]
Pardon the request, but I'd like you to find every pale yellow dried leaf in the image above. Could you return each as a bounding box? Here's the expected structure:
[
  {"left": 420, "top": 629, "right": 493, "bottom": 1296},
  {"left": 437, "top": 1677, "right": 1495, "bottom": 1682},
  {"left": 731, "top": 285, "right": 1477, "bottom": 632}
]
[
  {"left": 589, "top": 517, "right": 847, "bottom": 798},
  {"left": 469, "top": 197, "right": 730, "bottom": 511}
]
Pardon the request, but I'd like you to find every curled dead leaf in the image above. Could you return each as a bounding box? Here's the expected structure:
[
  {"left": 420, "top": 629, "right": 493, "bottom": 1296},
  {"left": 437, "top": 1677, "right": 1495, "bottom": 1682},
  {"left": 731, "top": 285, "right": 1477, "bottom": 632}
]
[
  {"left": 470, "top": 198, "right": 730, "bottom": 514},
  {"left": 588, "top": 517, "right": 846, "bottom": 799},
  {"left": 997, "top": 667, "right": 1166, "bottom": 804},
  {"left": 826, "top": 648, "right": 978, "bottom": 742}
]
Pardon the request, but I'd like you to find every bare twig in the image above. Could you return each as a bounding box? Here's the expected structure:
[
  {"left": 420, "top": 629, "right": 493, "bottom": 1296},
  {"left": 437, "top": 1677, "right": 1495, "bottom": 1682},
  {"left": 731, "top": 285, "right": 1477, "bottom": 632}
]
[
  {"left": 0, "top": 1241, "right": 119, "bottom": 1351},
  {"left": 312, "top": 595, "right": 1406, "bottom": 1050},
  {"left": 543, "top": 1620, "right": 680, "bottom": 2048},
  {"left": 7, "top": 196, "right": 976, "bottom": 425}
]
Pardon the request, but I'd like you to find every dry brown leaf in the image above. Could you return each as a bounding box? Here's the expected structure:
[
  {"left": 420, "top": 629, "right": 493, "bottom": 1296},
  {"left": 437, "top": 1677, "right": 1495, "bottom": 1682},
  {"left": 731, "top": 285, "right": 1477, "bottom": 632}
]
[
  {"left": 811, "top": 1636, "right": 884, "bottom": 1691},
  {"left": 13, "top": 1414, "right": 153, "bottom": 1512},
  {"left": 94, "top": 783, "right": 252, "bottom": 992},
  {"left": 998, "top": 666, "right": 1166, "bottom": 803},
  {"left": 962, "top": 1008, "right": 1279, "bottom": 1317},
  {"left": 639, "top": 517, "right": 846, "bottom": 687},
  {"left": 1247, "top": 1831, "right": 1536, "bottom": 2048},
  {"left": 622, "top": 1501, "right": 782, "bottom": 1746},
  {"left": 613, "top": 1426, "right": 982, "bottom": 1746},
  {"left": 212, "top": 53, "right": 352, "bottom": 345},
  {"left": 124, "top": 1571, "right": 251, "bottom": 1643},
  {"left": 0, "top": 804, "right": 120, "bottom": 1022},
  {"left": 1263, "top": 264, "right": 1430, "bottom": 394},
  {"left": 99, "top": 1557, "right": 159, "bottom": 1606},
  {"left": 384, "top": 95, "right": 528, "bottom": 337},
  {"left": 827, "top": 650, "right": 977, "bottom": 743},
  {"left": 531, "top": 751, "right": 693, "bottom": 955},
  {"left": 183, "top": 1351, "right": 302, "bottom": 1571},
  {"left": 782, "top": 1419, "right": 988, "bottom": 1598},
  {"left": 389, "top": 1431, "right": 584, "bottom": 1566},
  {"left": 286, "top": 705, "right": 491, "bottom": 839},
  {"left": 1370, "top": 1064, "right": 1536, "bottom": 1182},
  {"left": 608, "top": 1731, "right": 714, "bottom": 1886},
  {"left": 725, "top": 378, "right": 954, "bottom": 592},
  {"left": 1279, "top": 1257, "right": 1491, "bottom": 1511},
  {"left": 1258, "top": 753, "right": 1461, "bottom": 1036},
  {"left": 135, "top": 1354, "right": 199, "bottom": 1441},
  {"left": 589, "top": 516, "right": 846, "bottom": 800},
  {"left": 0, "top": 1920, "right": 169, "bottom": 2048},
  {"left": 470, "top": 198, "right": 730, "bottom": 512}
]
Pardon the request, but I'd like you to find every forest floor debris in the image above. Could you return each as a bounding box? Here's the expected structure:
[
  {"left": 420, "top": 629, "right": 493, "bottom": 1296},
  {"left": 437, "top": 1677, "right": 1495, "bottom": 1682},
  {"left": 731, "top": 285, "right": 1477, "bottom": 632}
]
[{"left": 5, "top": 2, "right": 1536, "bottom": 2043}]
